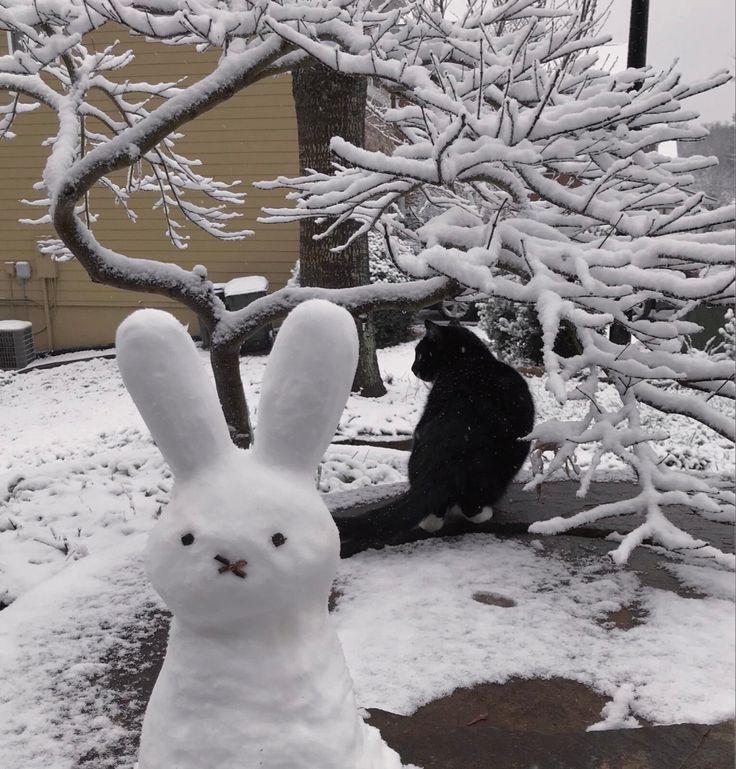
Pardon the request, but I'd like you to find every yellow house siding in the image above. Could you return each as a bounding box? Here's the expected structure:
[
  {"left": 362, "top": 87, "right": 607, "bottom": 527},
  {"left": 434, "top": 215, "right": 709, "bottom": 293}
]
[{"left": 0, "top": 26, "right": 299, "bottom": 352}]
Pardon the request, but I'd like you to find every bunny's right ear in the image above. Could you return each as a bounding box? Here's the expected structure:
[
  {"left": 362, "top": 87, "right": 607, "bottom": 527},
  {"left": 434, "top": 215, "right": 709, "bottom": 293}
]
[
  {"left": 253, "top": 300, "right": 358, "bottom": 480},
  {"left": 116, "top": 309, "right": 234, "bottom": 478}
]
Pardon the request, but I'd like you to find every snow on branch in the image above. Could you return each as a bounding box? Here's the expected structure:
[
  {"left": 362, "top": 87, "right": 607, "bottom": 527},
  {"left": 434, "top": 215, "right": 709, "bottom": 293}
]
[
  {"left": 212, "top": 276, "right": 458, "bottom": 348},
  {"left": 633, "top": 382, "right": 735, "bottom": 442}
]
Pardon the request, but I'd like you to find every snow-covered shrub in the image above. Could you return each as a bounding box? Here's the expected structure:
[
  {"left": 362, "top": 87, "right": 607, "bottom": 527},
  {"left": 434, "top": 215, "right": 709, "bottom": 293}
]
[
  {"left": 477, "top": 298, "right": 543, "bottom": 365},
  {"left": 661, "top": 447, "right": 712, "bottom": 474},
  {"left": 288, "top": 235, "right": 417, "bottom": 348},
  {"left": 478, "top": 298, "right": 580, "bottom": 367},
  {"left": 368, "top": 233, "right": 416, "bottom": 348}
]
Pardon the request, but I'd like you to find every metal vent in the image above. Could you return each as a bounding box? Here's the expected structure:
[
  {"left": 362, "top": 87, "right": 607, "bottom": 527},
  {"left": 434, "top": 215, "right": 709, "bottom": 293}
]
[{"left": 0, "top": 320, "right": 35, "bottom": 369}]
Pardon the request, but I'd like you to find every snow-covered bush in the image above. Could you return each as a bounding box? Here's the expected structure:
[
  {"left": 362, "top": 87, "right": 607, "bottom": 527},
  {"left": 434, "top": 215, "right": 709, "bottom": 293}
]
[
  {"left": 286, "top": 234, "right": 416, "bottom": 348},
  {"left": 478, "top": 298, "right": 580, "bottom": 366},
  {"left": 478, "top": 298, "right": 543, "bottom": 366},
  {"left": 368, "top": 233, "right": 416, "bottom": 348}
]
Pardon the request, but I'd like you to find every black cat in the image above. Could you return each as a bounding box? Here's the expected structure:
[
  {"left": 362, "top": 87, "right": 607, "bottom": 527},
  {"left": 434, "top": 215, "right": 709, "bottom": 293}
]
[{"left": 337, "top": 319, "right": 535, "bottom": 556}]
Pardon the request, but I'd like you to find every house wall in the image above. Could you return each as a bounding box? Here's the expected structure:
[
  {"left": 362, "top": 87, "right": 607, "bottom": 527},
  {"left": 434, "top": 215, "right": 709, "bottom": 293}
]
[{"left": 0, "top": 26, "right": 299, "bottom": 352}]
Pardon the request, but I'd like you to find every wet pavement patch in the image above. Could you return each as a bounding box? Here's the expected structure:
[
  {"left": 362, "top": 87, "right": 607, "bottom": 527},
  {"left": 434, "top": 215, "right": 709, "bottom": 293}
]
[
  {"left": 330, "top": 480, "right": 735, "bottom": 558},
  {"left": 388, "top": 678, "right": 610, "bottom": 736},
  {"left": 596, "top": 602, "right": 649, "bottom": 631},
  {"left": 86, "top": 607, "right": 170, "bottom": 765},
  {"left": 472, "top": 591, "right": 516, "bottom": 608},
  {"left": 368, "top": 679, "right": 735, "bottom": 769},
  {"left": 328, "top": 587, "right": 343, "bottom": 612}
]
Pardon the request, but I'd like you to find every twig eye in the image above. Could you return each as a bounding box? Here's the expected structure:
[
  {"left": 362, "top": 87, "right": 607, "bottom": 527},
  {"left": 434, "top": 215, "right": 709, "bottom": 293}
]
[
  {"left": 181, "top": 533, "right": 195, "bottom": 546},
  {"left": 272, "top": 532, "right": 287, "bottom": 547}
]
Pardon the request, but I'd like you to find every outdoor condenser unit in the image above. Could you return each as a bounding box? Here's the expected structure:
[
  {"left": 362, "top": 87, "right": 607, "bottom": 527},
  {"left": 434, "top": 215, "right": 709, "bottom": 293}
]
[{"left": 0, "top": 320, "right": 35, "bottom": 369}]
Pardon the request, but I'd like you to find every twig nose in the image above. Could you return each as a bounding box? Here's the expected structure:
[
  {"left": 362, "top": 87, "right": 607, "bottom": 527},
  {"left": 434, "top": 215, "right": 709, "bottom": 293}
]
[{"left": 214, "top": 554, "right": 247, "bottom": 579}]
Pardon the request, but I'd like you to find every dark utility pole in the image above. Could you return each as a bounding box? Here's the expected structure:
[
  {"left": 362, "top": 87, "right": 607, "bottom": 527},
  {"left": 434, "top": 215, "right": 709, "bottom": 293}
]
[
  {"left": 610, "top": 0, "right": 651, "bottom": 346},
  {"left": 627, "top": 0, "right": 650, "bottom": 69}
]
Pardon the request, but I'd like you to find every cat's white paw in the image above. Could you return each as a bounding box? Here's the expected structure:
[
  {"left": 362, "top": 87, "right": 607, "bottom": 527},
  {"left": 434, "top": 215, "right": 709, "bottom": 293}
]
[
  {"left": 467, "top": 506, "right": 493, "bottom": 524},
  {"left": 419, "top": 513, "right": 445, "bottom": 532}
]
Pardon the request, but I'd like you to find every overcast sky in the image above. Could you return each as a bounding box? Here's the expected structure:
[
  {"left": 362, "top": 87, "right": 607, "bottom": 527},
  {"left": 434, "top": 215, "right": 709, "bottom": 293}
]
[{"left": 601, "top": 0, "right": 735, "bottom": 124}]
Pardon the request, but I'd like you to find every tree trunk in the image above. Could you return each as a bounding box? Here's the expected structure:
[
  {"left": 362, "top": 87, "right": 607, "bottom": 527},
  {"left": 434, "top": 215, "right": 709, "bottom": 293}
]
[
  {"left": 292, "top": 60, "right": 386, "bottom": 397},
  {"left": 210, "top": 344, "right": 253, "bottom": 449}
]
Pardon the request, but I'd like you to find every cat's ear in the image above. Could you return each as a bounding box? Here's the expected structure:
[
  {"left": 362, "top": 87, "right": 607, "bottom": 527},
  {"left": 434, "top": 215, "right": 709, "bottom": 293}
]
[{"left": 424, "top": 319, "right": 442, "bottom": 338}]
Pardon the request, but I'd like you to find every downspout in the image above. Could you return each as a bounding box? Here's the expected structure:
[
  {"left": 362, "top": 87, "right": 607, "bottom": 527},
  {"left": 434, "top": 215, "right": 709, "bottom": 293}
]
[{"left": 40, "top": 278, "right": 55, "bottom": 351}]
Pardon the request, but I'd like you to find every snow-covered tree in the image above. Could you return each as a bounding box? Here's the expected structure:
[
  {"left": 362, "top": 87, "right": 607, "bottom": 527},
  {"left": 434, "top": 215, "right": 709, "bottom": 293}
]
[
  {"left": 262, "top": 2, "right": 736, "bottom": 566},
  {"left": 1, "top": 0, "right": 734, "bottom": 565},
  {"left": 0, "top": 0, "right": 458, "bottom": 446}
]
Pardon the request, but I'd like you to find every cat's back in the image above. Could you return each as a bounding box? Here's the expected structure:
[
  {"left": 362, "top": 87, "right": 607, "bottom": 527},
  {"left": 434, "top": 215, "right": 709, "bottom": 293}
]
[{"left": 428, "top": 327, "right": 534, "bottom": 429}]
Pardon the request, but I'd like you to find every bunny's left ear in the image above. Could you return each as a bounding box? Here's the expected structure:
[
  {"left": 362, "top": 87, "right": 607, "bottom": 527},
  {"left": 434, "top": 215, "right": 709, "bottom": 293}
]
[
  {"left": 116, "top": 309, "right": 234, "bottom": 478},
  {"left": 253, "top": 300, "right": 358, "bottom": 479}
]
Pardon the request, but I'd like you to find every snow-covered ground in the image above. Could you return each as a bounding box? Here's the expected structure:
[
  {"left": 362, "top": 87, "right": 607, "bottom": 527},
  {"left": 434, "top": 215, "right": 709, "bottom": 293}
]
[{"left": 1, "top": 336, "right": 734, "bottom": 768}]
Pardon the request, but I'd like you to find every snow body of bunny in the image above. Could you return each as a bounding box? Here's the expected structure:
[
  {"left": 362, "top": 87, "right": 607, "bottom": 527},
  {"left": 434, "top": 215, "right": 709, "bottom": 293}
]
[{"left": 116, "top": 300, "right": 404, "bottom": 769}]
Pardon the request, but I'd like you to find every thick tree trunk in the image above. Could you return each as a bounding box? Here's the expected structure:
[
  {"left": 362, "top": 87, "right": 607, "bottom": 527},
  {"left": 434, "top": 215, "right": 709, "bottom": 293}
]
[
  {"left": 292, "top": 60, "right": 386, "bottom": 397},
  {"left": 210, "top": 344, "right": 253, "bottom": 449}
]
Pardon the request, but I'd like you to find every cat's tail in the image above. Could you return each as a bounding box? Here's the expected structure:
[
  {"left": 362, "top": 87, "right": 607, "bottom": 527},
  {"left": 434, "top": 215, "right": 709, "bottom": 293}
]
[{"left": 335, "top": 487, "right": 441, "bottom": 557}]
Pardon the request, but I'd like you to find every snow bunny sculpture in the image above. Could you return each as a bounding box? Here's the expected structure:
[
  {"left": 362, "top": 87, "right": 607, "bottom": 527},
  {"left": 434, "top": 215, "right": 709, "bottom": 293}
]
[{"left": 116, "top": 300, "right": 404, "bottom": 769}]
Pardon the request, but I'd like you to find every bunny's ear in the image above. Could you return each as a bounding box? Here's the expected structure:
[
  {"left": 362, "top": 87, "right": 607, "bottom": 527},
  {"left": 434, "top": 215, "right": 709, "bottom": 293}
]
[
  {"left": 253, "top": 300, "right": 358, "bottom": 479},
  {"left": 116, "top": 309, "right": 234, "bottom": 478}
]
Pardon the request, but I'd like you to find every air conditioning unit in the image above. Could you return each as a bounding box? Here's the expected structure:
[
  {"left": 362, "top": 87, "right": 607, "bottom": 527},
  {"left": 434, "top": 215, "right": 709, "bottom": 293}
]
[{"left": 0, "top": 320, "right": 35, "bottom": 369}]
